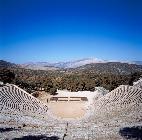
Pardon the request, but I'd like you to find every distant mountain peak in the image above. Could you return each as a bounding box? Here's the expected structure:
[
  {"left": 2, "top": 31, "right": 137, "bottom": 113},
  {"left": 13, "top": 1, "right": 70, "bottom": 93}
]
[
  {"left": 0, "top": 60, "right": 17, "bottom": 68},
  {"left": 20, "top": 57, "right": 106, "bottom": 69}
]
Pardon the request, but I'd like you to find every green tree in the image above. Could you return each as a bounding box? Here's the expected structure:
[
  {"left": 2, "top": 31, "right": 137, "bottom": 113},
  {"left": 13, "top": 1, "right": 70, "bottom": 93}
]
[{"left": 0, "top": 68, "right": 15, "bottom": 84}]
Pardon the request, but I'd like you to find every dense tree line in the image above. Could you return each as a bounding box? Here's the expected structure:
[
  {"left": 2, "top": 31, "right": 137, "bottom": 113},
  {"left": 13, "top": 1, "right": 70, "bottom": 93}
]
[
  {"left": 0, "top": 68, "right": 15, "bottom": 84},
  {"left": 0, "top": 67, "right": 142, "bottom": 94}
]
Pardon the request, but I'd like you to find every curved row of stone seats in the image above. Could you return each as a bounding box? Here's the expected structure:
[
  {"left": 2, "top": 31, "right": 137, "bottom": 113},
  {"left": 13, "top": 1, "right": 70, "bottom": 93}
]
[
  {"left": 133, "top": 78, "right": 142, "bottom": 89},
  {"left": 0, "top": 84, "right": 49, "bottom": 117},
  {"left": 91, "top": 85, "right": 142, "bottom": 121}
]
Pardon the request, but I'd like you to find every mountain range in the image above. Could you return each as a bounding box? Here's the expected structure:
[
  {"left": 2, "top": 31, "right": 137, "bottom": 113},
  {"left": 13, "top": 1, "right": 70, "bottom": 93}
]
[
  {"left": 20, "top": 58, "right": 142, "bottom": 70},
  {"left": 0, "top": 58, "right": 142, "bottom": 72},
  {"left": 20, "top": 58, "right": 104, "bottom": 70}
]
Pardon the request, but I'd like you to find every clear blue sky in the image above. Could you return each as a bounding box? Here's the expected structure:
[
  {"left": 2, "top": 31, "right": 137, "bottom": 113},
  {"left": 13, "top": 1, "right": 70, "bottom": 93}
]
[{"left": 0, "top": 0, "right": 142, "bottom": 63}]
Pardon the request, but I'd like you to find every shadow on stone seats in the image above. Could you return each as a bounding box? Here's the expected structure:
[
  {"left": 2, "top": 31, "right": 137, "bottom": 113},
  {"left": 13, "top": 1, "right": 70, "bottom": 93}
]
[
  {"left": 119, "top": 126, "right": 142, "bottom": 139},
  {"left": 0, "top": 128, "right": 19, "bottom": 133},
  {"left": 12, "top": 135, "right": 59, "bottom": 140}
]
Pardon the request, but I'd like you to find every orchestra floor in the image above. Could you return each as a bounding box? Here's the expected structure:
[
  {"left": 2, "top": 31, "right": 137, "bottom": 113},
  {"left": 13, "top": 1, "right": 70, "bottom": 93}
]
[{"left": 48, "top": 102, "right": 86, "bottom": 119}]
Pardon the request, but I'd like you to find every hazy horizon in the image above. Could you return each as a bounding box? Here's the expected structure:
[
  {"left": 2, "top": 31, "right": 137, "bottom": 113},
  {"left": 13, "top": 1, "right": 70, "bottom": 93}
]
[
  {"left": 0, "top": 0, "right": 142, "bottom": 63},
  {"left": 1, "top": 57, "right": 142, "bottom": 65}
]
